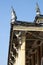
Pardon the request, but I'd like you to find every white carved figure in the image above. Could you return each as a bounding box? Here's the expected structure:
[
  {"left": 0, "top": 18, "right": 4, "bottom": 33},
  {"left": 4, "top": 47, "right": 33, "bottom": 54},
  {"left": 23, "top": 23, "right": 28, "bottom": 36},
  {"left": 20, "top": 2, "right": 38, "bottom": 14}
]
[
  {"left": 36, "top": 3, "right": 41, "bottom": 15},
  {"left": 11, "top": 7, "right": 17, "bottom": 23}
]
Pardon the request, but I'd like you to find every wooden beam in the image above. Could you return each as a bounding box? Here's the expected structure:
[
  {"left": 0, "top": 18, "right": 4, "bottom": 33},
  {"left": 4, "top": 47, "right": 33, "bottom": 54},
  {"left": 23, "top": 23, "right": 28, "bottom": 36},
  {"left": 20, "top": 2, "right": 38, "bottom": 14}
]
[
  {"left": 26, "top": 39, "right": 43, "bottom": 40},
  {"left": 13, "top": 26, "right": 43, "bottom": 31},
  {"left": 37, "top": 46, "right": 41, "bottom": 65}
]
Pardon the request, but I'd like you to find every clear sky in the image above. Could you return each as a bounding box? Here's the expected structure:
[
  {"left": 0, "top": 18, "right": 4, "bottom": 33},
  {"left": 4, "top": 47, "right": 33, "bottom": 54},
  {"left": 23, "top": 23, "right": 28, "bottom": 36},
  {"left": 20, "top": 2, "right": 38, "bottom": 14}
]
[{"left": 0, "top": 0, "right": 43, "bottom": 65}]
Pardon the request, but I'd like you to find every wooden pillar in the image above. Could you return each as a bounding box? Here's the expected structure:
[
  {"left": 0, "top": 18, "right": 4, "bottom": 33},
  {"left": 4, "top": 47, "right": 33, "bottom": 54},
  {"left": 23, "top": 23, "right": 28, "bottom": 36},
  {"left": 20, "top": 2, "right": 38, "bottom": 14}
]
[
  {"left": 31, "top": 54, "right": 35, "bottom": 65},
  {"left": 40, "top": 42, "right": 43, "bottom": 65},
  {"left": 14, "top": 32, "right": 26, "bottom": 65},
  {"left": 37, "top": 46, "right": 41, "bottom": 65},
  {"left": 29, "top": 59, "right": 31, "bottom": 65},
  {"left": 29, "top": 58, "right": 31, "bottom": 65},
  {"left": 35, "top": 52, "right": 37, "bottom": 65},
  {"left": 40, "top": 43, "right": 43, "bottom": 57},
  {"left": 20, "top": 32, "right": 26, "bottom": 65}
]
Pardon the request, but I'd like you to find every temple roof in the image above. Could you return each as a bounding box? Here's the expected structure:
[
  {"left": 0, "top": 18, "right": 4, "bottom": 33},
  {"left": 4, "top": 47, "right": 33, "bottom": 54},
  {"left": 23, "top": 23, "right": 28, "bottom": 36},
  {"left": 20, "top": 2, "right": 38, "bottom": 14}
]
[
  {"left": 11, "top": 20, "right": 43, "bottom": 27},
  {"left": 11, "top": 4, "right": 43, "bottom": 26}
]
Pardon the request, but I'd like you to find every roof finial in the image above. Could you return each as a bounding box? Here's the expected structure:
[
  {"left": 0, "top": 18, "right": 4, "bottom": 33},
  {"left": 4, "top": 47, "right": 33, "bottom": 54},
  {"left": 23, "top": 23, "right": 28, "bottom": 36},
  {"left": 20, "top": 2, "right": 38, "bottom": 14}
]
[
  {"left": 11, "top": 6, "right": 17, "bottom": 23},
  {"left": 36, "top": 2, "right": 41, "bottom": 16}
]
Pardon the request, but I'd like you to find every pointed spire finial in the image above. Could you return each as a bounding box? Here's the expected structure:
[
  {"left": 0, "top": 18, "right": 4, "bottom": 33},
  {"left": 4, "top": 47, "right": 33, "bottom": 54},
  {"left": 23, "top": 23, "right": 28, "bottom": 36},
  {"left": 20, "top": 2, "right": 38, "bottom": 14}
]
[
  {"left": 36, "top": 3, "right": 41, "bottom": 16},
  {"left": 11, "top": 6, "right": 17, "bottom": 23}
]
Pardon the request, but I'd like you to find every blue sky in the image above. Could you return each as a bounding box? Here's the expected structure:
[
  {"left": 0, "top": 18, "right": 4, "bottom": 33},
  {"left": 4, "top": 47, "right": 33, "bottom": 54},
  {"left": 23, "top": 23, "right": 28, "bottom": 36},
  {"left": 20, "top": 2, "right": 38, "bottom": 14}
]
[{"left": 0, "top": 0, "right": 43, "bottom": 65}]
